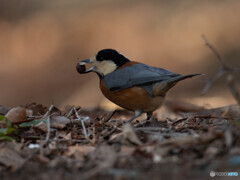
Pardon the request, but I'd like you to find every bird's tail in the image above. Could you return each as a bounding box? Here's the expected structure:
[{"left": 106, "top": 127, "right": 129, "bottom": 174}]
[
  {"left": 153, "top": 74, "right": 202, "bottom": 96},
  {"left": 170, "top": 73, "right": 202, "bottom": 83}
]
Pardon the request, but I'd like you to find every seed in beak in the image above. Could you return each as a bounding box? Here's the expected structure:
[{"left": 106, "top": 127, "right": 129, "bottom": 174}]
[{"left": 76, "top": 63, "right": 86, "bottom": 74}]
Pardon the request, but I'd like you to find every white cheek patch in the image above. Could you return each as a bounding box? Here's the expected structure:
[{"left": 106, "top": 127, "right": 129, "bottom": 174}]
[{"left": 94, "top": 60, "right": 117, "bottom": 76}]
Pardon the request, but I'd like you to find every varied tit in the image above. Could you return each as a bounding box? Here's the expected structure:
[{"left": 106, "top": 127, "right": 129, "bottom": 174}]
[{"left": 76, "top": 49, "right": 200, "bottom": 123}]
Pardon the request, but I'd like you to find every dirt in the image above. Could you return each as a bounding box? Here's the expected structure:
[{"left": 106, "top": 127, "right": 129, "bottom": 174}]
[{"left": 1, "top": 102, "right": 240, "bottom": 180}]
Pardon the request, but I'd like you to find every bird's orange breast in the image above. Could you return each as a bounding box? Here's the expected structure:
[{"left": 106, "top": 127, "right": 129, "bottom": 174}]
[{"left": 100, "top": 79, "right": 165, "bottom": 112}]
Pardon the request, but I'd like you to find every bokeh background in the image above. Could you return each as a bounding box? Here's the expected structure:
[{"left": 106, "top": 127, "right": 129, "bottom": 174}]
[{"left": 0, "top": 0, "right": 239, "bottom": 110}]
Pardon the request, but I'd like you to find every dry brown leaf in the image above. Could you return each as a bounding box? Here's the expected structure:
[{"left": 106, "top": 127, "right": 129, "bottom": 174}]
[
  {"left": 122, "top": 123, "right": 142, "bottom": 145},
  {"left": 51, "top": 116, "right": 70, "bottom": 129},
  {"left": 56, "top": 131, "right": 71, "bottom": 139},
  {"left": 204, "top": 146, "right": 219, "bottom": 159},
  {"left": 24, "top": 103, "right": 47, "bottom": 115},
  {"left": 66, "top": 145, "right": 95, "bottom": 160},
  {"left": 0, "top": 147, "right": 25, "bottom": 171},
  {"left": 224, "top": 129, "right": 233, "bottom": 148},
  {"left": 120, "top": 146, "right": 135, "bottom": 156},
  {"left": 0, "top": 105, "right": 10, "bottom": 115},
  {"left": 35, "top": 155, "right": 50, "bottom": 164},
  {"left": 81, "top": 144, "right": 118, "bottom": 179},
  {"left": 5, "top": 107, "right": 27, "bottom": 124},
  {"left": 34, "top": 121, "right": 48, "bottom": 133},
  {"left": 94, "top": 145, "right": 118, "bottom": 169}
]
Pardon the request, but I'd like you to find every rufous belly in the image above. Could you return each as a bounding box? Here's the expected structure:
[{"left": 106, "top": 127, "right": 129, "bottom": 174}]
[{"left": 100, "top": 80, "right": 164, "bottom": 112}]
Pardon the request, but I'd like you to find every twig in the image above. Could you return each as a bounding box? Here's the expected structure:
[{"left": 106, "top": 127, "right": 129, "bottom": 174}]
[
  {"left": 42, "top": 105, "right": 55, "bottom": 143},
  {"left": 73, "top": 107, "right": 88, "bottom": 138},
  {"left": 201, "top": 35, "right": 240, "bottom": 105},
  {"left": 67, "top": 107, "right": 74, "bottom": 118},
  {"left": 103, "top": 126, "right": 118, "bottom": 139},
  {"left": 67, "top": 106, "right": 81, "bottom": 118},
  {"left": 172, "top": 114, "right": 229, "bottom": 126},
  {"left": 201, "top": 69, "right": 225, "bottom": 94},
  {"left": 227, "top": 75, "right": 240, "bottom": 105},
  {"left": 38, "top": 105, "right": 54, "bottom": 155},
  {"left": 42, "top": 104, "right": 54, "bottom": 119},
  {"left": 102, "top": 110, "right": 117, "bottom": 123},
  {"left": 135, "top": 127, "right": 168, "bottom": 131},
  {"left": 45, "top": 116, "right": 51, "bottom": 142},
  {"left": 202, "top": 35, "right": 228, "bottom": 69},
  {"left": 39, "top": 139, "right": 88, "bottom": 143},
  {"left": 14, "top": 149, "right": 39, "bottom": 172}
]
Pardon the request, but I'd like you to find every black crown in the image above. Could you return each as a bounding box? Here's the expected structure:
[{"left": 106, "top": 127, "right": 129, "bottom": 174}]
[{"left": 96, "top": 49, "right": 130, "bottom": 67}]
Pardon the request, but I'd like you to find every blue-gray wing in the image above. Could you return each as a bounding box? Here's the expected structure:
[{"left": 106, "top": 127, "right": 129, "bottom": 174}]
[{"left": 104, "top": 63, "right": 180, "bottom": 91}]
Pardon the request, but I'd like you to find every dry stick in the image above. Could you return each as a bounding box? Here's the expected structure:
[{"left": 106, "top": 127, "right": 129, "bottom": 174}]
[
  {"left": 202, "top": 69, "right": 225, "bottom": 94},
  {"left": 102, "top": 110, "right": 117, "bottom": 123},
  {"left": 43, "top": 105, "right": 54, "bottom": 143},
  {"left": 202, "top": 35, "right": 228, "bottom": 68},
  {"left": 45, "top": 116, "right": 51, "bottom": 142},
  {"left": 228, "top": 75, "right": 240, "bottom": 105},
  {"left": 67, "top": 106, "right": 81, "bottom": 118},
  {"left": 39, "top": 105, "right": 54, "bottom": 155},
  {"left": 66, "top": 107, "right": 74, "bottom": 118},
  {"left": 172, "top": 114, "right": 229, "bottom": 126},
  {"left": 73, "top": 107, "right": 88, "bottom": 138},
  {"left": 42, "top": 104, "right": 54, "bottom": 119},
  {"left": 103, "top": 126, "right": 118, "bottom": 139},
  {"left": 48, "top": 139, "right": 88, "bottom": 143},
  {"left": 201, "top": 35, "right": 240, "bottom": 105}
]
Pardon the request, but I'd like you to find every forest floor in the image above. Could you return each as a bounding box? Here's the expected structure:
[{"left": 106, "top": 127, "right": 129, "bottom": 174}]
[{"left": 0, "top": 101, "right": 240, "bottom": 180}]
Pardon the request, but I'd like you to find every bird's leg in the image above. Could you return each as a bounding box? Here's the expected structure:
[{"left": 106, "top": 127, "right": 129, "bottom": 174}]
[
  {"left": 147, "top": 112, "right": 153, "bottom": 120},
  {"left": 126, "top": 110, "right": 142, "bottom": 123}
]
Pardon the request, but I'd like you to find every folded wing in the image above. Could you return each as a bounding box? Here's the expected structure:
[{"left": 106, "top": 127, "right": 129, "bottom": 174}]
[{"left": 104, "top": 63, "right": 181, "bottom": 91}]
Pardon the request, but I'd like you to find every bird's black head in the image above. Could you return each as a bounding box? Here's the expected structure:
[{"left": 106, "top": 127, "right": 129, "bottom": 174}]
[
  {"left": 77, "top": 49, "right": 130, "bottom": 77},
  {"left": 96, "top": 49, "right": 130, "bottom": 67}
]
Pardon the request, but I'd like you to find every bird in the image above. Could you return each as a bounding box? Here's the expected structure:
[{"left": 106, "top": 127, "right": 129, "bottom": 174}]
[{"left": 76, "top": 49, "right": 200, "bottom": 123}]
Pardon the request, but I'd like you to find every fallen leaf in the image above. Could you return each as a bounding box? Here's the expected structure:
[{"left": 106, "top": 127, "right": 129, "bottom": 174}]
[
  {"left": 120, "top": 145, "right": 135, "bottom": 156},
  {"left": 94, "top": 145, "right": 118, "bottom": 169},
  {"left": 0, "top": 105, "right": 10, "bottom": 115},
  {"left": 66, "top": 145, "right": 95, "bottom": 160},
  {"left": 5, "top": 107, "right": 27, "bottom": 124},
  {"left": 122, "top": 123, "right": 142, "bottom": 145},
  {"left": 34, "top": 121, "right": 48, "bottom": 133},
  {"left": 225, "top": 129, "right": 233, "bottom": 148},
  {"left": 51, "top": 116, "right": 70, "bottom": 129},
  {"left": 19, "top": 118, "right": 47, "bottom": 127},
  {"left": 0, "top": 146, "right": 24, "bottom": 171},
  {"left": 24, "top": 103, "right": 47, "bottom": 115}
]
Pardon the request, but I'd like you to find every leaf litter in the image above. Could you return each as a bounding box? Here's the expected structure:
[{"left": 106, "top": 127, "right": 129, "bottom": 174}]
[{"left": 0, "top": 102, "right": 240, "bottom": 180}]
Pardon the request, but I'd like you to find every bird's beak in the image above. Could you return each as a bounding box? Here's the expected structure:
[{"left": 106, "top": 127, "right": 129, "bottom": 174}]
[{"left": 76, "top": 59, "right": 94, "bottom": 74}]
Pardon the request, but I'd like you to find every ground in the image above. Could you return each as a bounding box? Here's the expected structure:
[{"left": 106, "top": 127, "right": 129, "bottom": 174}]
[{"left": 0, "top": 102, "right": 240, "bottom": 180}]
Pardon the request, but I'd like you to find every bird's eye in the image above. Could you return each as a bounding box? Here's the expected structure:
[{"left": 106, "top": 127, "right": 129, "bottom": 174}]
[{"left": 98, "top": 56, "right": 104, "bottom": 61}]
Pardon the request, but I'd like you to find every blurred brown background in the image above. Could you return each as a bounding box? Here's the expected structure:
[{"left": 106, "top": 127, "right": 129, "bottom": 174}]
[{"left": 0, "top": 0, "right": 239, "bottom": 110}]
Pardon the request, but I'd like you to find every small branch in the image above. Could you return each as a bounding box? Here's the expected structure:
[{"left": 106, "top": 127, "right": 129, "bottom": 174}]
[
  {"left": 172, "top": 114, "right": 230, "bottom": 126},
  {"left": 42, "top": 139, "right": 88, "bottom": 143},
  {"left": 42, "top": 104, "right": 54, "bottom": 119},
  {"left": 67, "top": 106, "right": 81, "bottom": 118},
  {"left": 73, "top": 107, "right": 88, "bottom": 138},
  {"left": 102, "top": 110, "right": 117, "bottom": 123},
  {"left": 202, "top": 35, "right": 228, "bottom": 69},
  {"left": 45, "top": 116, "right": 51, "bottom": 142},
  {"left": 39, "top": 105, "right": 54, "bottom": 155},
  {"left": 201, "top": 35, "right": 240, "bottom": 105},
  {"left": 40, "top": 105, "right": 54, "bottom": 146},
  {"left": 201, "top": 69, "right": 225, "bottom": 94},
  {"left": 227, "top": 75, "right": 240, "bottom": 105}
]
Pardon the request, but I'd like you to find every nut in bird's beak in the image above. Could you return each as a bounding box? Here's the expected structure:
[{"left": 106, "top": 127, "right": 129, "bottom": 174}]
[{"left": 76, "top": 59, "right": 94, "bottom": 74}]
